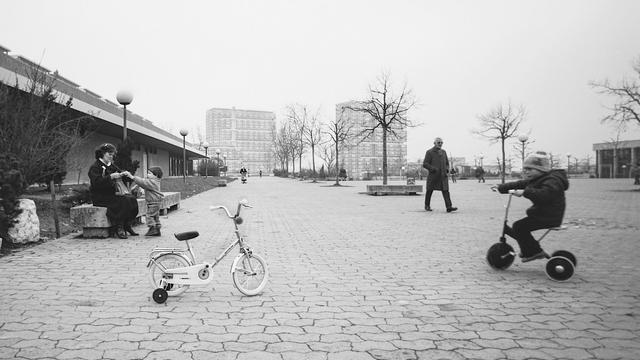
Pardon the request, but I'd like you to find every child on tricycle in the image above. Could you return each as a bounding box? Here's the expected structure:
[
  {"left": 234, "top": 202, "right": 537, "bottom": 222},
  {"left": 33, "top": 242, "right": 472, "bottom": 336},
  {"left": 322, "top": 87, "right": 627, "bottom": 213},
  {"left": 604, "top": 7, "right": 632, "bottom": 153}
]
[{"left": 494, "top": 151, "right": 569, "bottom": 262}]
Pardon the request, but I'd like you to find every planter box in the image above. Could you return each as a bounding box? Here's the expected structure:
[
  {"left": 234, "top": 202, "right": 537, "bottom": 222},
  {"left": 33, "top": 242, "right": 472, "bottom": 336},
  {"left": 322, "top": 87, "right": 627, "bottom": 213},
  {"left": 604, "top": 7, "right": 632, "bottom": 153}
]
[{"left": 366, "top": 185, "right": 423, "bottom": 195}]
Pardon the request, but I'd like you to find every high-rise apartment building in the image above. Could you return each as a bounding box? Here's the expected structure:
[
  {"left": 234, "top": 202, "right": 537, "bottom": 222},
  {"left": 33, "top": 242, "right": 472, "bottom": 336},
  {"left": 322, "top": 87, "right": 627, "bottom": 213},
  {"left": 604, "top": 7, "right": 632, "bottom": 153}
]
[
  {"left": 336, "top": 101, "right": 407, "bottom": 180},
  {"left": 205, "top": 107, "right": 276, "bottom": 174}
]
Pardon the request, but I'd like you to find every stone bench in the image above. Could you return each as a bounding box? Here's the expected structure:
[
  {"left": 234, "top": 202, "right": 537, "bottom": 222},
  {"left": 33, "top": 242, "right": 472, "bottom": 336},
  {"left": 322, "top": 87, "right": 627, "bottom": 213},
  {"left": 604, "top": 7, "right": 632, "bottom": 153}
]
[
  {"left": 366, "top": 184, "right": 423, "bottom": 196},
  {"left": 160, "top": 191, "right": 181, "bottom": 215},
  {"left": 70, "top": 192, "right": 181, "bottom": 238},
  {"left": 70, "top": 198, "right": 147, "bottom": 238}
]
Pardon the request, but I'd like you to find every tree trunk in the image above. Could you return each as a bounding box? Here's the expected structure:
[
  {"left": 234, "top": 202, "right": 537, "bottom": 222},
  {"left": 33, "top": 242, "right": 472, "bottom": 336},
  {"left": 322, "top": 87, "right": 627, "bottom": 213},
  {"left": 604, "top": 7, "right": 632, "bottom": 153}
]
[
  {"left": 613, "top": 149, "right": 618, "bottom": 178},
  {"left": 335, "top": 140, "right": 340, "bottom": 186},
  {"left": 382, "top": 127, "right": 388, "bottom": 185},
  {"left": 50, "top": 179, "right": 60, "bottom": 238},
  {"left": 501, "top": 139, "right": 506, "bottom": 184},
  {"left": 311, "top": 145, "right": 317, "bottom": 182}
]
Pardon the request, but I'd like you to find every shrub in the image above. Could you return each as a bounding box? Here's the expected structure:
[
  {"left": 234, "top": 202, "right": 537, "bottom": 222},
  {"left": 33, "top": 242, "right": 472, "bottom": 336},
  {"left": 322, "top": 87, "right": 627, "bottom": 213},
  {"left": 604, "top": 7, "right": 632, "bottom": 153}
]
[
  {"left": 273, "top": 169, "right": 289, "bottom": 178},
  {"left": 61, "top": 185, "right": 92, "bottom": 207},
  {"left": 0, "top": 154, "right": 26, "bottom": 247},
  {"left": 115, "top": 137, "right": 140, "bottom": 176},
  {"left": 197, "top": 160, "right": 220, "bottom": 176}
]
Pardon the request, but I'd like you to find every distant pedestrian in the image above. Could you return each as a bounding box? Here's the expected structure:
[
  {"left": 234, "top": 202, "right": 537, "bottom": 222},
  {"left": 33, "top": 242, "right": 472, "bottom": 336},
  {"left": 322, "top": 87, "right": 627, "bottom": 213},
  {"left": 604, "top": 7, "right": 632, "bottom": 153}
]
[
  {"left": 475, "top": 166, "right": 485, "bottom": 183},
  {"left": 127, "top": 166, "right": 164, "bottom": 236},
  {"left": 422, "top": 137, "right": 457, "bottom": 213},
  {"left": 259, "top": 170, "right": 263, "bottom": 178},
  {"left": 633, "top": 161, "right": 640, "bottom": 185},
  {"left": 450, "top": 167, "right": 457, "bottom": 183}
]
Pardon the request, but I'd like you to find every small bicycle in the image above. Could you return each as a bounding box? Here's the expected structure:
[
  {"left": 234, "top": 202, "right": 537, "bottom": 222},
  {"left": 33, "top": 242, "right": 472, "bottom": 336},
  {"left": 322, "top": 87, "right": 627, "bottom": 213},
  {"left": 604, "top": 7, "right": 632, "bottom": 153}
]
[
  {"left": 486, "top": 189, "right": 577, "bottom": 281},
  {"left": 147, "top": 199, "right": 269, "bottom": 304}
]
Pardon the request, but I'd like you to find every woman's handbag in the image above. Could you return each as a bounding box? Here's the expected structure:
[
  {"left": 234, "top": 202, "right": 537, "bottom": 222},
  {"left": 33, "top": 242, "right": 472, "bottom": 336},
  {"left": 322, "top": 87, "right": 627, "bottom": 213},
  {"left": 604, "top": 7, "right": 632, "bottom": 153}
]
[{"left": 114, "top": 178, "right": 131, "bottom": 196}]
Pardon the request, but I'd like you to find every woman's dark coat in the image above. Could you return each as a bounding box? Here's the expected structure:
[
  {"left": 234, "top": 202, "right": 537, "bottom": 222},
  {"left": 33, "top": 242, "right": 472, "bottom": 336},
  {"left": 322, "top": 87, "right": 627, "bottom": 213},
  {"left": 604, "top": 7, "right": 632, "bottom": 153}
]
[
  {"left": 88, "top": 160, "right": 138, "bottom": 225},
  {"left": 422, "top": 146, "right": 449, "bottom": 191}
]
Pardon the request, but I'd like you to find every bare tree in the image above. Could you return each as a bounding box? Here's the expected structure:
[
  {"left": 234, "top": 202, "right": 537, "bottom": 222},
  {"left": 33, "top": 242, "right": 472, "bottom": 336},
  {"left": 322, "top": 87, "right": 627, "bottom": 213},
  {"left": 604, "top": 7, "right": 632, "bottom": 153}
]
[
  {"left": 273, "top": 123, "right": 292, "bottom": 174},
  {"left": 285, "top": 104, "right": 308, "bottom": 178},
  {"left": 473, "top": 102, "right": 526, "bottom": 183},
  {"left": 318, "top": 142, "right": 336, "bottom": 176},
  {"left": 605, "top": 126, "right": 625, "bottom": 178},
  {"left": 325, "top": 108, "right": 354, "bottom": 186},
  {"left": 548, "top": 153, "right": 560, "bottom": 169},
  {"left": 583, "top": 154, "right": 592, "bottom": 174},
  {"left": 1, "top": 66, "right": 94, "bottom": 187},
  {"left": 590, "top": 56, "right": 640, "bottom": 128},
  {"left": 286, "top": 104, "right": 323, "bottom": 181},
  {"left": 346, "top": 71, "right": 417, "bottom": 185}
]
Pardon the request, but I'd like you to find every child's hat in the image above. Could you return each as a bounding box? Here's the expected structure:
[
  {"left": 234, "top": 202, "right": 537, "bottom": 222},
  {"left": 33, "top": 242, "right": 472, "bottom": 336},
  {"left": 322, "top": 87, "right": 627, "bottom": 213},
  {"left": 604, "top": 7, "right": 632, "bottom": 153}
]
[
  {"left": 148, "top": 166, "right": 163, "bottom": 179},
  {"left": 524, "top": 151, "right": 550, "bottom": 172}
]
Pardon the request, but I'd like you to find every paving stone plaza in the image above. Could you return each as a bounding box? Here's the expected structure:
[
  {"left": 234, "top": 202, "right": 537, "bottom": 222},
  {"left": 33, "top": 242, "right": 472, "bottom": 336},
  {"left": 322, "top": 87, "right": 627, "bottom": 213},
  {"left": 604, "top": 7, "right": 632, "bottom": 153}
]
[{"left": 1, "top": 177, "right": 638, "bottom": 360}]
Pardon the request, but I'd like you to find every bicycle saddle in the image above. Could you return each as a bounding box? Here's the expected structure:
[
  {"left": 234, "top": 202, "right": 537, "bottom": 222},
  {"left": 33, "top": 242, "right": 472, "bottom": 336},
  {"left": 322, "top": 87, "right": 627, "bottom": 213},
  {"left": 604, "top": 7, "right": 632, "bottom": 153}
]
[{"left": 174, "top": 231, "right": 199, "bottom": 241}]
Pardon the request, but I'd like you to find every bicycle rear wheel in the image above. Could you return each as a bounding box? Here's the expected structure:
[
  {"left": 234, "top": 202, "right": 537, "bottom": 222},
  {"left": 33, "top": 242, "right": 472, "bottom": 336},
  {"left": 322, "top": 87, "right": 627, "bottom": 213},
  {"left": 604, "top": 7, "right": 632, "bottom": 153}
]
[
  {"left": 148, "top": 253, "right": 191, "bottom": 296},
  {"left": 232, "top": 253, "right": 268, "bottom": 296}
]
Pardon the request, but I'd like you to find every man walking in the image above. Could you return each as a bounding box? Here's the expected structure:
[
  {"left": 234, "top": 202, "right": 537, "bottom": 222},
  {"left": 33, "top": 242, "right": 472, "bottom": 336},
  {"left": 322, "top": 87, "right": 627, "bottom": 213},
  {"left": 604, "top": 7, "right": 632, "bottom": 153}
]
[{"left": 423, "top": 137, "right": 458, "bottom": 213}]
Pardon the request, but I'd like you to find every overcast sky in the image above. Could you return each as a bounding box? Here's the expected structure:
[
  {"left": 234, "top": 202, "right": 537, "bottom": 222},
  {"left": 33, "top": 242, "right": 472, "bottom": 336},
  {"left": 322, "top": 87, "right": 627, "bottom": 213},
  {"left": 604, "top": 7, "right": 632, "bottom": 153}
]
[{"left": 3, "top": 0, "right": 640, "bottom": 167}]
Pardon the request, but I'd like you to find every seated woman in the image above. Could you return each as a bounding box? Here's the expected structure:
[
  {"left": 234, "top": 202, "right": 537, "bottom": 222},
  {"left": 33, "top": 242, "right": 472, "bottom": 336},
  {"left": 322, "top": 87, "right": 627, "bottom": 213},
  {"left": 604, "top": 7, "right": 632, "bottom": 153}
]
[{"left": 88, "top": 143, "right": 139, "bottom": 239}]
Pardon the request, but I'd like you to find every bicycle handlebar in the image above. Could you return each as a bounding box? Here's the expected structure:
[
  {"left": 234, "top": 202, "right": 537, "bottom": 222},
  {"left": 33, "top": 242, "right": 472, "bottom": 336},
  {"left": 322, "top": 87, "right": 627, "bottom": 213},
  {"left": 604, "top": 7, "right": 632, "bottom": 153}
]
[{"left": 209, "top": 199, "right": 252, "bottom": 218}]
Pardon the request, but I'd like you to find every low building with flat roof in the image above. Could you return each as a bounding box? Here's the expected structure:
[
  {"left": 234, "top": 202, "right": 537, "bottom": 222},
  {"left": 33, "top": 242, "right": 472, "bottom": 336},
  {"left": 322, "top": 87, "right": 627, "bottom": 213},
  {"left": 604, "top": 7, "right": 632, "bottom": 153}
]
[
  {"left": 592, "top": 139, "right": 640, "bottom": 178},
  {"left": 0, "top": 46, "right": 205, "bottom": 184}
]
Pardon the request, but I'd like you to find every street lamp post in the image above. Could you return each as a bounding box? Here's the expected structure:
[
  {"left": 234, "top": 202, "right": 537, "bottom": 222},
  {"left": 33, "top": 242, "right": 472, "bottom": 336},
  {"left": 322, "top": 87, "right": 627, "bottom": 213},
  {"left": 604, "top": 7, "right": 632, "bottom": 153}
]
[
  {"left": 216, "top": 149, "right": 221, "bottom": 177},
  {"left": 179, "top": 129, "right": 189, "bottom": 183},
  {"left": 116, "top": 90, "right": 133, "bottom": 142},
  {"left": 202, "top": 142, "right": 209, "bottom": 178},
  {"left": 518, "top": 134, "right": 529, "bottom": 176},
  {"left": 566, "top": 153, "right": 572, "bottom": 175},
  {"left": 479, "top": 153, "right": 484, "bottom": 168}
]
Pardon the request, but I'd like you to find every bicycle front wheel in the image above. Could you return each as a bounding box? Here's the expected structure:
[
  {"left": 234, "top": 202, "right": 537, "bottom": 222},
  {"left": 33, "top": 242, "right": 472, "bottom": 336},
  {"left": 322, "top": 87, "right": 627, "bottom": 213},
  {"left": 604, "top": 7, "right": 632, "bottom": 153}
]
[
  {"left": 232, "top": 253, "right": 268, "bottom": 296},
  {"left": 148, "top": 253, "right": 191, "bottom": 297}
]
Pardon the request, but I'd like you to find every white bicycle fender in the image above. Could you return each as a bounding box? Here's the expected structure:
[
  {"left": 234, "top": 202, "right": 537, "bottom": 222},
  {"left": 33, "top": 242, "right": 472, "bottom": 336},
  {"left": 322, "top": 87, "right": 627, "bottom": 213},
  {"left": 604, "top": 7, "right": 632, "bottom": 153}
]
[{"left": 230, "top": 253, "right": 245, "bottom": 274}]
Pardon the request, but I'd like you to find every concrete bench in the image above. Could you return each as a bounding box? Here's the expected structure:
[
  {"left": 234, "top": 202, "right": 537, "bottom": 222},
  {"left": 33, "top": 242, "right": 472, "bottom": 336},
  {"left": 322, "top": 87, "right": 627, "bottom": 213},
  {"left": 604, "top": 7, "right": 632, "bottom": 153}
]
[
  {"left": 70, "top": 192, "right": 181, "bottom": 238},
  {"left": 70, "top": 198, "right": 147, "bottom": 238},
  {"left": 366, "top": 184, "right": 423, "bottom": 196},
  {"left": 159, "top": 192, "right": 181, "bottom": 215}
]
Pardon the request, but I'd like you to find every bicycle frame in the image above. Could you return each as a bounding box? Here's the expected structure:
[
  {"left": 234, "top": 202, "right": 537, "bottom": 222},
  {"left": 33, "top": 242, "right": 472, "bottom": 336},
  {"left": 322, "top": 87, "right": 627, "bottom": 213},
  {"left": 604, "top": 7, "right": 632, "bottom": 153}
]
[{"left": 147, "top": 200, "right": 255, "bottom": 286}]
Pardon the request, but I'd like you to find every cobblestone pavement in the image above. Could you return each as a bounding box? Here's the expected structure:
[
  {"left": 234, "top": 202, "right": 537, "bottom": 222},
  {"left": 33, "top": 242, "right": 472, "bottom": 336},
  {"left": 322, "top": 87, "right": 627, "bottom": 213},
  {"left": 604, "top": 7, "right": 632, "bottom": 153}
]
[{"left": 1, "top": 177, "right": 639, "bottom": 360}]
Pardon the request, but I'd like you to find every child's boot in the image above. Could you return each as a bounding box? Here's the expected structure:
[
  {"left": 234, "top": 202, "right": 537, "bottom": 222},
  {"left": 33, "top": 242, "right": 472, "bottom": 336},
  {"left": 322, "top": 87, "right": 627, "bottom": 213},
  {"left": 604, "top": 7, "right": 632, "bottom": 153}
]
[{"left": 145, "top": 226, "right": 160, "bottom": 236}]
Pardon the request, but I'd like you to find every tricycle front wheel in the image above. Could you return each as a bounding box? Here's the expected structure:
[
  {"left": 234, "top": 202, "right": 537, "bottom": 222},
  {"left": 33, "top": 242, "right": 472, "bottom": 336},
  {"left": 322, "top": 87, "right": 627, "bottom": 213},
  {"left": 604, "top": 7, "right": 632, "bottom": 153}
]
[{"left": 486, "top": 242, "right": 515, "bottom": 270}]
